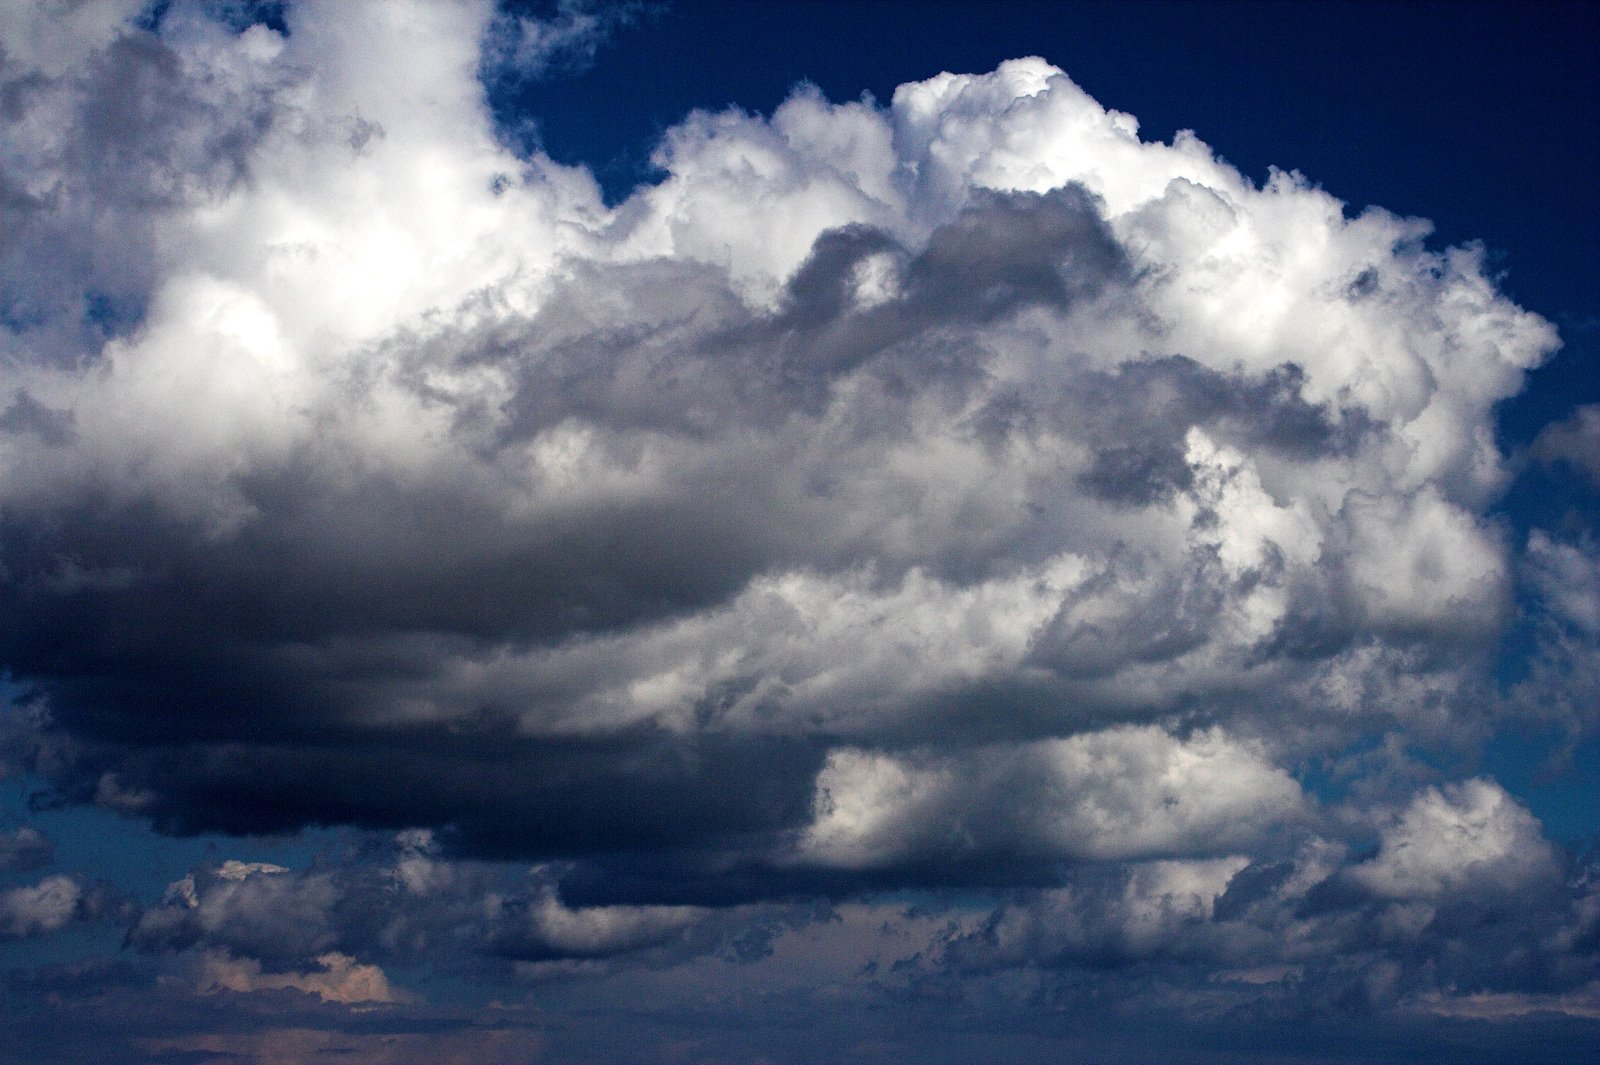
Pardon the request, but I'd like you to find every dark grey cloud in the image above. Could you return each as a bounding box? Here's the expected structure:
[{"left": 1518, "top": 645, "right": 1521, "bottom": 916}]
[
  {"left": 0, "top": 186, "right": 1320, "bottom": 868},
  {"left": 0, "top": 391, "right": 76, "bottom": 448}
]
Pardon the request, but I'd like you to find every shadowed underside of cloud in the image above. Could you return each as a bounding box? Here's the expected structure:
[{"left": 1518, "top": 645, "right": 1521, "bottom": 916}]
[{"left": 0, "top": 1, "right": 1596, "bottom": 1059}]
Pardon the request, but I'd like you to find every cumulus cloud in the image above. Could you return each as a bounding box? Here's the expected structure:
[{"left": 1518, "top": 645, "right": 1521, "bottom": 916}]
[
  {"left": 797, "top": 726, "right": 1303, "bottom": 869},
  {"left": 0, "top": 871, "right": 122, "bottom": 939},
  {"left": 0, "top": 825, "right": 54, "bottom": 871},
  {"left": 0, "top": 3, "right": 1591, "bottom": 1048},
  {"left": 0, "top": 874, "right": 82, "bottom": 938},
  {"left": 928, "top": 791, "right": 1599, "bottom": 1018},
  {"left": 1347, "top": 779, "right": 1559, "bottom": 900},
  {"left": 129, "top": 837, "right": 715, "bottom": 978}
]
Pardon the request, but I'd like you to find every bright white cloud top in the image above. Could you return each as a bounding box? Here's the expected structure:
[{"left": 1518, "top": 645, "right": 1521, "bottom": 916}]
[{"left": 0, "top": 3, "right": 1596, "bottom": 1062}]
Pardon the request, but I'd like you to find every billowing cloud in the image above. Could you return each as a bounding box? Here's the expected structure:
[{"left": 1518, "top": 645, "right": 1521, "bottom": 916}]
[
  {"left": 1347, "top": 778, "right": 1558, "bottom": 901},
  {"left": 0, "top": 2, "right": 1594, "bottom": 1060},
  {"left": 1511, "top": 532, "right": 1600, "bottom": 733},
  {"left": 2, "top": 3, "right": 1557, "bottom": 875},
  {"left": 797, "top": 726, "right": 1303, "bottom": 868}
]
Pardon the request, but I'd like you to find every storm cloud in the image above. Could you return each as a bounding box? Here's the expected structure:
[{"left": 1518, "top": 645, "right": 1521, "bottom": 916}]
[{"left": 0, "top": 2, "right": 1595, "bottom": 1062}]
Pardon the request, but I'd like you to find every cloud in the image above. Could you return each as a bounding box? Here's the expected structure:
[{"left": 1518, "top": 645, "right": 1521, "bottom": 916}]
[
  {"left": 1511, "top": 532, "right": 1600, "bottom": 732},
  {"left": 1346, "top": 779, "right": 1559, "bottom": 900},
  {"left": 944, "top": 856, "right": 1253, "bottom": 970},
  {"left": 0, "top": 4, "right": 1592, "bottom": 1049},
  {"left": 797, "top": 726, "right": 1303, "bottom": 869},
  {"left": 196, "top": 948, "right": 404, "bottom": 1004},
  {"left": 131, "top": 859, "right": 339, "bottom": 961},
  {"left": 0, "top": 824, "right": 53, "bottom": 872},
  {"left": 0, "top": 0, "right": 1560, "bottom": 871},
  {"left": 0, "top": 872, "right": 123, "bottom": 938},
  {"left": 1526, "top": 532, "right": 1600, "bottom": 636},
  {"left": 129, "top": 837, "right": 716, "bottom": 975},
  {"left": 482, "top": 0, "right": 649, "bottom": 83},
  {"left": 1531, "top": 404, "right": 1600, "bottom": 487},
  {"left": 926, "top": 792, "right": 1600, "bottom": 1015}
]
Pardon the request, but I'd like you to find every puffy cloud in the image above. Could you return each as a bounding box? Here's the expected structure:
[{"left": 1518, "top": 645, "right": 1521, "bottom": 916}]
[
  {"left": 130, "top": 838, "right": 714, "bottom": 975},
  {"left": 482, "top": 0, "right": 646, "bottom": 85},
  {"left": 942, "top": 856, "right": 1252, "bottom": 970},
  {"left": 489, "top": 885, "right": 705, "bottom": 961},
  {"left": 0, "top": 824, "right": 53, "bottom": 871},
  {"left": 1347, "top": 779, "right": 1558, "bottom": 901},
  {"left": 0, "top": 874, "right": 82, "bottom": 938},
  {"left": 0, "top": 6, "right": 1590, "bottom": 1043},
  {"left": 797, "top": 727, "right": 1303, "bottom": 869},
  {"left": 925, "top": 804, "right": 1599, "bottom": 1019},
  {"left": 1526, "top": 532, "right": 1600, "bottom": 636},
  {"left": 132, "top": 859, "right": 339, "bottom": 961}
]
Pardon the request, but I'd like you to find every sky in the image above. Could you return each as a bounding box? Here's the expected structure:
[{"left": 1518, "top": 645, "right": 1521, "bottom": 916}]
[{"left": 1, "top": 1, "right": 1597, "bottom": 1062}]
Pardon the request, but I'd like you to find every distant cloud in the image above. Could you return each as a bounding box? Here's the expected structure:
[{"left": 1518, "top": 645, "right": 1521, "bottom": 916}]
[
  {"left": 196, "top": 949, "right": 404, "bottom": 1004},
  {"left": 0, "top": 872, "right": 122, "bottom": 939},
  {"left": 0, "top": 825, "right": 54, "bottom": 872},
  {"left": 1532, "top": 404, "right": 1600, "bottom": 487},
  {"left": 482, "top": 0, "right": 650, "bottom": 82}
]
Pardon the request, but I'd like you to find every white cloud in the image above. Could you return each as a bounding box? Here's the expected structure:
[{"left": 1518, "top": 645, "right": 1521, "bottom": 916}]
[
  {"left": 136, "top": 860, "right": 338, "bottom": 959},
  {"left": 1343, "top": 486, "right": 1508, "bottom": 635},
  {"left": 1527, "top": 531, "right": 1600, "bottom": 635},
  {"left": 1349, "top": 779, "right": 1558, "bottom": 900},
  {"left": 797, "top": 726, "right": 1303, "bottom": 868},
  {"left": 945, "top": 856, "right": 1250, "bottom": 967},
  {"left": 0, "top": 874, "right": 82, "bottom": 938}
]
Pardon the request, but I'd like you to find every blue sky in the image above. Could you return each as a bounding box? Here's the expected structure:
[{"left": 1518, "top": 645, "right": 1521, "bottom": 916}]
[{"left": 1, "top": 2, "right": 1597, "bottom": 1062}]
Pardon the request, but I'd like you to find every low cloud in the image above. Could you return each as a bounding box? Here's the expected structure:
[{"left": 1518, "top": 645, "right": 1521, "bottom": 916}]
[
  {"left": 797, "top": 726, "right": 1304, "bottom": 868},
  {"left": 1347, "top": 778, "right": 1559, "bottom": 901},
  {"left": 0, "top": 872, "right": 122, "bottom": 939},
  {"left": 0, "top": 825, "right": 53, "bottom": 872},
  {"left": 197, "top": 949, "right": 404, "bottom": 1005}
]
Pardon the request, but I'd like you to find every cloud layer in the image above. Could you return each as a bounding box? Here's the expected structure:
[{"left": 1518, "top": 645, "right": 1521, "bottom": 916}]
[{"left": 0, "top": 2, "right": 1595, "bottom": 1060}]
